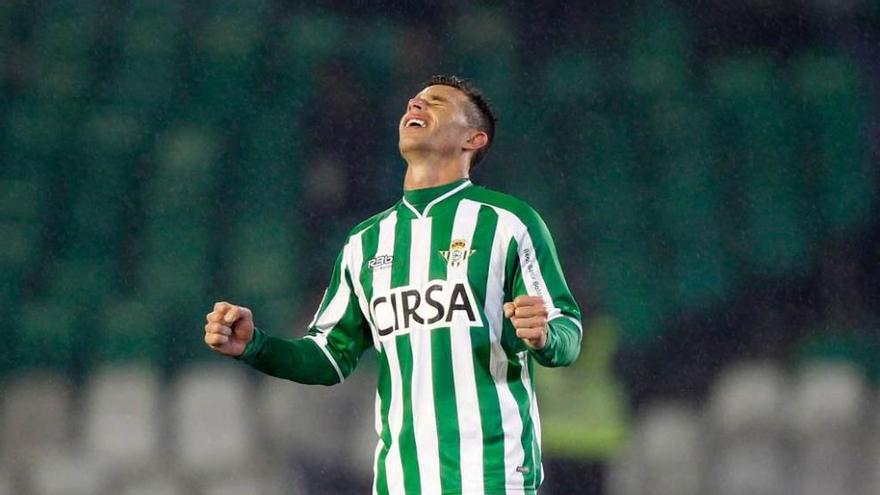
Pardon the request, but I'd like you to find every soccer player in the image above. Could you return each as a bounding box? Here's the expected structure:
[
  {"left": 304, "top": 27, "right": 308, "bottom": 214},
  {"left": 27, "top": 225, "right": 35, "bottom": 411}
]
[{"left": 204, "top": 75, "right": 582, "bottom": 495}]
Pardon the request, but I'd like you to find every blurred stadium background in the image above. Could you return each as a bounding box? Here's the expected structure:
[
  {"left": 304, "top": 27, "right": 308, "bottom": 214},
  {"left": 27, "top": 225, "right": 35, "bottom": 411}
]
[{"left": 2, "top": 0, "right": 879, "bottom": 494}]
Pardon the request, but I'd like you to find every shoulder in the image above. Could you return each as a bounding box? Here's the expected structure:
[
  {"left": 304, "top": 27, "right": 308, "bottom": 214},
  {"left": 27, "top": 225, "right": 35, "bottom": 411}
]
[
  {"left": 465, "top": 185, "right": 546, "bottom": 229},
  {"left": 344, "top": 202, "right": 399, "bottom": 242}
]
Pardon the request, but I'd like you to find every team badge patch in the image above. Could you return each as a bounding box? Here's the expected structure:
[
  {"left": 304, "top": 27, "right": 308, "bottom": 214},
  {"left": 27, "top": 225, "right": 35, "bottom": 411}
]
[{"left": 440, "top": 238, "right": 475, "bottom": 267}]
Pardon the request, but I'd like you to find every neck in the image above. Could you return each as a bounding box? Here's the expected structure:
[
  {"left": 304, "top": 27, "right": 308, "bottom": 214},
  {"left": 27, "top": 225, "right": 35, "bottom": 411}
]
[{"left": 403, "top": 153, "right": 470, "bottom": 190}]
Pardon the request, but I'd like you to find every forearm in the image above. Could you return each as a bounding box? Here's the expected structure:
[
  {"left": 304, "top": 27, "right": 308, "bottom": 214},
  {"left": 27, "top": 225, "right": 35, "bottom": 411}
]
[
  {"left": 236, "top": 328, "right": 341, "bottom": 385},
  {"left": 529, "top": 317, "right": 581, "bottom": 367}
]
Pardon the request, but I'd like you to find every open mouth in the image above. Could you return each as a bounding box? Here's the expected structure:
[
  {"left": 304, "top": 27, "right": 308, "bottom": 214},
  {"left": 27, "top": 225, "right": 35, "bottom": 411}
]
[{"left": 404, "top": 118, "right": 426, "bottom": 128}]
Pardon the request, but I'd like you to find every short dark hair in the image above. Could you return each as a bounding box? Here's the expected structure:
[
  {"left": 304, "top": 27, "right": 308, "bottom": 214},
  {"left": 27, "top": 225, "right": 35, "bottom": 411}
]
[{"left": 425, "top": 75, "right": 496, "bottom": 169}]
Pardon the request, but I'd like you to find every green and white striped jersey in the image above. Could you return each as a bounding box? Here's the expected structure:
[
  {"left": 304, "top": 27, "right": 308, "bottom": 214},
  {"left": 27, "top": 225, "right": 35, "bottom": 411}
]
[{"left": 244, "top": 179, "right": 582, "bottom": 495}]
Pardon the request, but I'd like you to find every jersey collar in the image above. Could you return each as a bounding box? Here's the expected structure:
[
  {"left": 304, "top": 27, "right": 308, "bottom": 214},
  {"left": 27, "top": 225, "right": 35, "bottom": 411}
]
[{"left": 401, "top": 179, "right": 472, "bottom": 219}]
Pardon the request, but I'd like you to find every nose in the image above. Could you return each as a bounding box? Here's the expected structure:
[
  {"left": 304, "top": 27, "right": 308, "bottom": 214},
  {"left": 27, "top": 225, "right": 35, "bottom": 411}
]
[{"left": 407, "top": 97, "right": 425, "bottom": 112}]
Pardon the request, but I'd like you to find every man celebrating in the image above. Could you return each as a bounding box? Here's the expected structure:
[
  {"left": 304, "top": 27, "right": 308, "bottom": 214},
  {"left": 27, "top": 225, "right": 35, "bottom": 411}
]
[{"left": 204, "top": 75, "right": 582, "bottom": 495}]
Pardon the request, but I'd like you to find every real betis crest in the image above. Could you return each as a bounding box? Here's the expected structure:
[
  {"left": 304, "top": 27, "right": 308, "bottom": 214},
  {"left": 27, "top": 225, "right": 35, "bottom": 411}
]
[{"left": 440, "top": 238, "right": 475, "bottom": 267}]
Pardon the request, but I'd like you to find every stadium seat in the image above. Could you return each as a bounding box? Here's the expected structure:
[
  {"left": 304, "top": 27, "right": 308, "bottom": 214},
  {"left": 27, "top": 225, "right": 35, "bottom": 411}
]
[
  {"left": 4, "top": 101, "right": 70, "bottom": 162},
  {"left": 138, "top": 124, "right": 218, "bottom": 302},
  {"left": 279, "top": 12, "right": 345, "bottom": 66},
  {"left": 81, "top": 364, "right": 161, "bottom": 473},
  {"left": 0, "top": 177, "right": 36, "bottom": 307},
  {"left": 651, "top": 96, "right": 726, "bottom": 309},
  {"left": 200, "top": 475, "right": 291, "bottom": 495},
  {"left": 226, "top": 217, "right": 297, "bottom": 299},
  {"left": 0, "top": 371, "right": 73, "bottom": 471},
  {"left": 25, "top": 0, "right": 98, "bottom": 106},
  {"left": 711, "top": 441, "right": 788, "bottom": 495},
  {"left": 633, "top": 401, "right": 703, "bottom": 495},
  {"left": 707, "top": 361, "right": 787, "bottom": 437},
  {"left": 26, "top": 452, "right": 103, "bottom": 495},
  {"left": 96, "top": 298, "right": 163, "bottom": 364},
  {"left": 0, "top": 473, "right": 10, "bottom": 495},
  {"left": 708, "top": 56, "right": 811, "bottom": 280},
  {"left": 705, "top": 362, "right": 789, "bottom": 495},
  {"left": 15, "top": 301, "right": 77, "bottom": 370},
  {"left": 605, "top": 441, "right": 643, "bottom": 495},
  {"left": 169, "top": 364, "right": 258, "bottom": 479},
  {"left": 78, "top": 108, "right": 144, "bottom": 161},
  {"left": 117, "top": 474, "right": 184, "bottom": 495},
  {"left": 624, "top": 2, "right": 691, "bottom": 97},
  {"left": 190, "top": 0, "right": 266, "bottom": 119},
  {"left": 787, "top": 362, "right": 867, "bottom": 495},
  {"left": 0, "top": 220, "right": 38, "bottom": 271},
  {"left": 791, "top": 53, "right": 872, "bottom": 238},
  {"left": 44, "top": 259, "right": 115, "bottom": 306},
  {"left": 257, "top": 364, "right": 377, "bottom": 483}
]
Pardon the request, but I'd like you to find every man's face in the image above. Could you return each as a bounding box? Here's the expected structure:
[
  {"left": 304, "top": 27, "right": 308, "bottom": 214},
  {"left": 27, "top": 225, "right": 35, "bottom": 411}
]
[{"left": 398, "top": 84, "right": 475, "bottom": 158}]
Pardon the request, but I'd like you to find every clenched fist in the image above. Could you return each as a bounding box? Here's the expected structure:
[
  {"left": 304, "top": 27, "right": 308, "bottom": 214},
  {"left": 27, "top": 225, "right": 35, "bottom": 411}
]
[
  {"left": 503, "top": 295, "right": 548, "bottom": 350},
  {"left": 204, "top": 301, "right": 254, "bottom": 357}
]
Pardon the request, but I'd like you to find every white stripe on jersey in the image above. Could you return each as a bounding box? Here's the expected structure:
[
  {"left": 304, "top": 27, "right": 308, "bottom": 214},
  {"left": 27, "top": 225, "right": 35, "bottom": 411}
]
[
  {"left": 348, "top": 232, "right": 382, "bottom": 351},
  {"left": 490, "top": 208, "right": 568, "bottom": 332},
  {"left": 408, "top": 217, "right": 442, "bottom": 495},
  {"left": 447, "top": 199, "right": 485, "bottom": 494},
  {"left": 483, "top": 209, "right": 527, "bottom": 491},
  {"left": 304, "top": 242, "right": 351, "bottom": 383},
  {"left": 374, "top": 212, "right": 406, "bottom": 494},
  {"left": 519, "top": 352, "right": 541, "bottom": 490}
]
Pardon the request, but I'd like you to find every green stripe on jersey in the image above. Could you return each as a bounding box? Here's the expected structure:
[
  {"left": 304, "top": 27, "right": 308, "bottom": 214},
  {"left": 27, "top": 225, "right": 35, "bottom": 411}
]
[
  {"left": 389, "top": 213, "right": 422, "bottom": 495},
  {"left": 466, "top": 205, "right": 509, "bottom": 490},
  {"left": 427, "top": 201, "right": 462, "bottom": 494}
]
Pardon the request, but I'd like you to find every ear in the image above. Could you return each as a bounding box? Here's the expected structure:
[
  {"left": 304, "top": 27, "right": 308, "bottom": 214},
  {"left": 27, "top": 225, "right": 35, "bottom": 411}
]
[{"left": 462, "top": 130, "right": 489, "bottom": 152}]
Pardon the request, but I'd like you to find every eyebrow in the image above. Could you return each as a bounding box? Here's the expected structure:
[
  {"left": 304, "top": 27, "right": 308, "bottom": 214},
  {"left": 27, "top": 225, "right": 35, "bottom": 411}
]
[{"left": 426, "top": 94, "right": 448, "bottom": 103}]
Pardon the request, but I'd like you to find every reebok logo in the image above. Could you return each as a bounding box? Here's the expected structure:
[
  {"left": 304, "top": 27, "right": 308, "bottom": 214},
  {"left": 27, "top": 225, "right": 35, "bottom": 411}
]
[{"left": 367, "top": 254, "right": 394, "bottom": 271}]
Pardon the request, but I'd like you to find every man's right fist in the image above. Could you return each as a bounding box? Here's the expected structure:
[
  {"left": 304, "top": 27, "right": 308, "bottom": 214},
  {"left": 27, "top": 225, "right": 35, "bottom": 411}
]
[{"left": 204, "top": 301, "right": 255, "bottom": 357}]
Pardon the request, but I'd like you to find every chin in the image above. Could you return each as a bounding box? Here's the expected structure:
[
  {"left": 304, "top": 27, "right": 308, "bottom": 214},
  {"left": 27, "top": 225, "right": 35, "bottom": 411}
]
[{"left": 398, "top": 136, "right": 424, "bottom": 155}]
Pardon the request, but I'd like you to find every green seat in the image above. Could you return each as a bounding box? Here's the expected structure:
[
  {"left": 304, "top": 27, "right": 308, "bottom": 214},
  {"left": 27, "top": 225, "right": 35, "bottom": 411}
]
[
  {"left": 5, "top": 101, "right": 72, "bottom": 161},
  {"left": 791, "top": 53, "right": 872, "bottom": 238},
  {"left": 226, "top": 217, "right": 298, "bottom": 300},
  {"left": 78, "top": 107, "right": 145, "bottom": 160},
  {"left": 279, "top": 12, "right": 344, "bottom": 66},
  {"left": 708, "top": 56, "right": 810, "bottom": 280},
  {"left": 0, "top": 221, "right": 39, "bottom": 269},
  {"left": 26, "top": 1, "right": 98, "bottom": 105},
  {"left": 544, "top": 52, "right": 603, "bottom": 105},
  {"left": 110, "top": 5, "right": 179, "bottom": 115},
  {"left": 339, "top": 17, "right": 399, "bottom": 93},
  {"left": 97, "top": 298, "right": 163, "bottom": 364},
  {"left": 44, "top": 259, "right": 115, "bottom": 306},
  {"left": 153, "top": 124, "right": 219, "bottom": 174},
  {"left": 593, "top": 243, "right": 664, "bottom": 347},
  {"left": 192, "top": 2, "right": 266, "bottom": 117},
  {"left": 16, "top": 300, "right": 77, "bottom": 370},
  {"left": 650, "top": 96, "right": 727, "bottom": 308},
  {"left": 449, "top": 6, "right": 514, "bottom": 58},
  {"left": 137, "top": 254, "right": 208, "bottom": 304},
  {"left": 624, "top": 2, "right": 691, "bottom": 97},
  {"left": 0, "top": 178, "right": 41, "bottom": 221},
  {"left": 273, "top": 12, "right": 345, "bottom": 108}
]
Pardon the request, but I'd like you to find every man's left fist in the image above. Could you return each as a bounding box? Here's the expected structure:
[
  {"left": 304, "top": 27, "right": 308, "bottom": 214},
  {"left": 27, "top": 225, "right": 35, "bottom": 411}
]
[{"left": 503, "top": 295, "right": 548, "bottom": 350}]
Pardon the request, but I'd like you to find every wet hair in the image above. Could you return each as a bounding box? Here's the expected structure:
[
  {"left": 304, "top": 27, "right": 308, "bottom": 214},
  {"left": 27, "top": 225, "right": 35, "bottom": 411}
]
[{"left": 425, "top": 75, "right": 496, "bottom": 169}]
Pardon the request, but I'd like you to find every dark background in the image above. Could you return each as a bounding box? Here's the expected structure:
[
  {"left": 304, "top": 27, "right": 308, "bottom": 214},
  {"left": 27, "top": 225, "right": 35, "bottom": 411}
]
[{"left": 1, "top": 1, "right": 878, "bottom": 494}]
